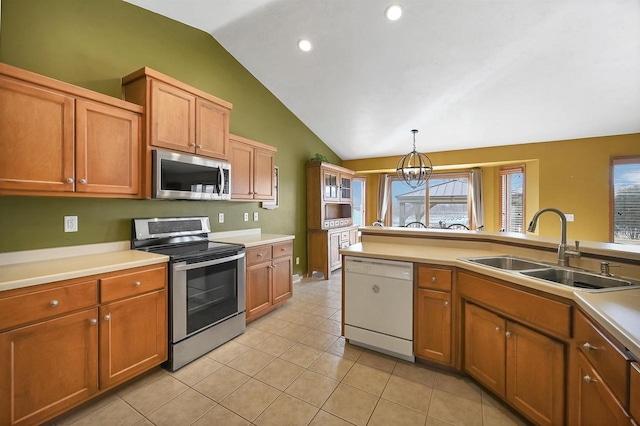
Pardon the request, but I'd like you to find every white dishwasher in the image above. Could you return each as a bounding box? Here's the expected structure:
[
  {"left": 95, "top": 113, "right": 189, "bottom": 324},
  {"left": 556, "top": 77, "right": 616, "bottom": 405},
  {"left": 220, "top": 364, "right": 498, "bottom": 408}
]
[{"left": 344, "top": 256, "right": 414, "bottom": 361}]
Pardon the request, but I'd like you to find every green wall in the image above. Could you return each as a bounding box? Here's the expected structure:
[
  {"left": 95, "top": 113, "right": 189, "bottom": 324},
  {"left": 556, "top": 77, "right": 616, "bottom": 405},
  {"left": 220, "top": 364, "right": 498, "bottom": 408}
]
[{"left": 0, "top": 0, "right": 341, "bottom": 276}]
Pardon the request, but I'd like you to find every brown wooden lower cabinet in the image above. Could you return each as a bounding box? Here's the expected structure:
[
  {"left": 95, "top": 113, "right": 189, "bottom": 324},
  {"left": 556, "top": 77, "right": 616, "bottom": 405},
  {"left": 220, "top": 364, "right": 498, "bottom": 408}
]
[
  {"left": 246, "top": 241, "right": 293, "bottom": 321},
  {"left": 631, "top": 362, "right": 639, "bottom": 423},
  {"left": 415, "top": 288, "right": 452, "bottom": 364}
]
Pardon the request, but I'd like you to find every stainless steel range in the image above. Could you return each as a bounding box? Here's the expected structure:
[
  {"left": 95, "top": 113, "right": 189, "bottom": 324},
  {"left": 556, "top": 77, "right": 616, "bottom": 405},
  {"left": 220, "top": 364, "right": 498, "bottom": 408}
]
[{"left": 132, "top": 216, "right": 246, "bottom": 371}]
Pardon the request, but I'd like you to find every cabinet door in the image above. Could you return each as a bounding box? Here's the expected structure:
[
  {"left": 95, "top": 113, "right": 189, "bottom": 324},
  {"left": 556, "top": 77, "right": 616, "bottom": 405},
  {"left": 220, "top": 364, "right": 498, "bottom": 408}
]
[
  {"left": 573, "top": 351, "right": 631, "bottom": 426},
  {"left": 349, "top": 228, "right": 359, "bottom": 245},
  {"left": 76, "top": 100, "right": 141, "bottom": 196},
  {"left": 464, "top": 302, "right": 506, "bottom": 397},
  {"left": 253, "top": 148, "right": 275, "bottom": 200},
  {"left": 229, "top": 140, "right": 254, "bottom": 200},
  {"left": 415, "top": 289, "right": 451, "bottom": 364},
  {"left": 506, "top": 321, "right": 565, "bottom": 426},
  {"left": 99, "top": 290, "right": 167, "bottom": 389},
  {"left": 272, "top": 256, "right": 293, "bottom": 305},
  {"left": 0, "top": 309, "right": 98, "bottom": 426},
  {"left": 340, "top": 174, "right": 352, "bottom": 201},
  {"left": 329, "top": 231, "right": 342, "bottom": 270},
  {"left": 246, "top": 262, "right": 272, "bottom": 320},
  {"left": 150, "top": 80, "right": 196, "bottom": 153},
  {"left": 195, "top": 98, "right": 229, "bottom": 159},
  {"left": 323, "top": 170, "right": 339, "bottom": 201},
  {"left": 0, "top": 76, "right": 74, "bottom": 193}
]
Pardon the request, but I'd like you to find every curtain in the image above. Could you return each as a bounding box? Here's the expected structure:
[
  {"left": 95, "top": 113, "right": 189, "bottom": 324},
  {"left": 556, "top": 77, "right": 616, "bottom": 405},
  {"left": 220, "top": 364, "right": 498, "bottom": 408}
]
[
  {"left": 376, "top": 174, "right": 391, "bottom": 225},
  {"left": 470, "top": 168, "right": 485, "bottom": 230}
]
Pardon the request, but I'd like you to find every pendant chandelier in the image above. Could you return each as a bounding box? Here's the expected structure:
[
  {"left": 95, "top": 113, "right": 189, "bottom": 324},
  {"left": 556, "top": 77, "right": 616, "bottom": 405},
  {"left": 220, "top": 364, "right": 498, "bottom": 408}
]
[{"left": 396, "top": 129, "right": 433, "bottom": 189}]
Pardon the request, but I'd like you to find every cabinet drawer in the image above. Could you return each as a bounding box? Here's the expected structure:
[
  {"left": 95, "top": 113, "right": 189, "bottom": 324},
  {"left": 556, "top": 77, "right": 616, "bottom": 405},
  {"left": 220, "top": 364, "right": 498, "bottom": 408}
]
[
  {"left": 0, "top": 280, "right": 98, "bottom": 331},
  {"left": 631, "top": 362, "right": 640, "bottom": 422},
  {"left": 246, "top": 245, "right": 272, "bottom": 266},
  {"left": 458, "top": 271, "right": 571, "bottom": 338},
  {"left": 273, "top": 241, "right": 293, "bottom": 259},
  {"left": 100, "top": 265, "right": 166, "bottom": 303},
  {"left": 417, "top": 266, "right": 452, "bottom": 291},
  {"left": 574, "top": 310, "right": 630, "bottom": 405}
]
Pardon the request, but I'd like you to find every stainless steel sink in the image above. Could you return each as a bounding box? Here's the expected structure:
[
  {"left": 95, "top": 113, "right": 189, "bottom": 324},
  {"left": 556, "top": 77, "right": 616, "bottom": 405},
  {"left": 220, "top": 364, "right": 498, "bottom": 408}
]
[
  {"left": 465, "top": 256, "right": 551, "bottom": 271},
  {"left": 520, "top": 268, "right": 639, "bottom": 290}
]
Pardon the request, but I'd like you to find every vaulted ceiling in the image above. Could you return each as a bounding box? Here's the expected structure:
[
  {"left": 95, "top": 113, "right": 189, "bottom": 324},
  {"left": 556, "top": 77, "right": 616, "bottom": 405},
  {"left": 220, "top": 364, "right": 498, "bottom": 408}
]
[{"left": 125, "top": 0, "right": 640, "bottom": 160}]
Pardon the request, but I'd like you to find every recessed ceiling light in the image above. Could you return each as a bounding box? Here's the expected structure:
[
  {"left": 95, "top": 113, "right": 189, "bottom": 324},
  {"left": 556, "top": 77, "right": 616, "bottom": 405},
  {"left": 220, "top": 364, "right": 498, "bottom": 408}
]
[
  {"left": 298, "top": 39, "right": 312, "bottom": 52},
  {"left": 385, "top": 4, "right": 402, "bottom": 21}
]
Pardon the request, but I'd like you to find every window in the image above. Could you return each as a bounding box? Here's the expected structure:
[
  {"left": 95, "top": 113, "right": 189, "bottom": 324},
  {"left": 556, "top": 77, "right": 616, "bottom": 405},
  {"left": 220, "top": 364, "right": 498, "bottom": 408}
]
[
  {"left": 390, "top": 173, "right": 471, "bottom": 228},
  {"left": 352, "top": 177, "right": 366, "bottom": 226},
  {"left": 499, "top": 166, "right": 525, "bottom": 233},
  {"left": 611, "top": 157, "right": 640, "bottom": 245}
]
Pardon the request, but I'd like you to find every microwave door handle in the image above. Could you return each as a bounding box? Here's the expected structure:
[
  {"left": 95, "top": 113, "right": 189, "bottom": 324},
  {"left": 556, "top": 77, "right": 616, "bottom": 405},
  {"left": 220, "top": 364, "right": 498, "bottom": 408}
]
[
  {"left": 174, "top": 253, "right": 245, "bottom": 271},
  {"left": 218, "top": 167, "right": 224, "bottom": 196}
]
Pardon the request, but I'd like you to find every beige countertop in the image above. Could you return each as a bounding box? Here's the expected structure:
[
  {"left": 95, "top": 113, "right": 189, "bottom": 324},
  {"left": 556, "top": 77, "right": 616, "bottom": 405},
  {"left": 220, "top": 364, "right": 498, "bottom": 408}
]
[
  {"left": 0, "top": 250, "right": 169, "bottom": 292},
  {"left": 209, "top": 228, "right": 294, "bottom": 248}
]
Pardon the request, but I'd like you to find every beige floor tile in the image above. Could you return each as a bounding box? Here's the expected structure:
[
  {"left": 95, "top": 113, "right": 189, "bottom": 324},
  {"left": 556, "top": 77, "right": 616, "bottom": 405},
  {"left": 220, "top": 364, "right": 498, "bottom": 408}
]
[
  {"left": 324, "top": 299, "right": 342, "bottom": 309},
  {"left": 291, "top": 312, "right": 327, "bottom": 328},
  {"left": 269, "top": 306, "right": 305, "bottom": 322},
  {"left": 280, "top": 342, "right": 324, "bottom": 368},
  {"left": 169, "top": 355, "right": 223, "bottom": 386},
  {"left": 233, "top": 327, "right": 273, "bottom": 347},
  {"left": 428, "top": 389, "right": 483, "bottom": 426},
  {"left": 368, "top": 398, "right": 427, "bottom": 426},
  {"left": 300, "top": 329, "right": 339, "bottom": 351},
  {"left": 326, "top": 337, "right": 363, "bottom": 361},
  {"left": 481, "top": 389, "right": 503, "bottom": 408},
  {"left": 342, "top": 363, "right": 391, "bottom": 396},
  {"left": 255, "top": 393, "right": 319, "bottom": 426},
  {"left": 381, "top": 374, "right": 432, "bottom": 414},
  {"left": 321, "top": 383, "right": 379, "bottom": 426},
  {"left": 287, "top": 301, "right": 319, "bottom": 312},
  {"left": 72, "top": 399, "right": 144, "bottom": 426},
  {"left": 393, "top": 360, "right": 437, "bottom": 387},
  {"left": 276, "top": 322, "right": 314, "bottom": 341},
  {"left": 309, "top": 352, "right": 355, "bottom": 381},
  {"left": 254, "top": 334, "right": 297, "bottom": 356},
  {"left": 56, "top": 394, "right": 122, "bottom": 425},
  {"left": 310, "top": 304, "right": 339, "bottom": 318},
  {"left": 116, "top": 368, "right": 168, "bottom": 397},
  {"left": 255, "top": 358, "right": 305, "bottom": 391},
  {"left": 192, "top": 405, "right": 250, "bottom": 426},
  {"left": 227, "top": 348, "right": 276, "bottom": 376},
  {"left": 206, "top": 340, "right": 251, "bottom": 364},
  {"left": 132, "top": 419, "right": 155, "bottom": 426},
  {"left": 120, "top": 375, "right": 188, "bottom": 415},
  {"left": 251, "top": 316, "right": 291, "bottom": 333},
  {"left": 482, "top": 403, "right": 529, "bottom": 426},
  {"left": 146, "top": 389, "right": 215, "bottom": 426},
  {"left": 433, "top": 371, "right": 482, "bottom": 402},
  {"left": 192, "top": 365, "right": 250, "bottom": 402},
  {"left": 309, "top": 410, "right": 355, "bottom": 426},
  {"left": 221, "top": 378, "right": 281, "bottom": 421},
  {"left": 285, "top": 370, "right": 340, "bottom": 407},
  {"left": 356, "top": 350, "right": 397, "bottom": 373},
  {"left": 426, "top": 416, "right": 456, "bottom": 426},
  {"left": 315, "top": 318, "right": 342, "bottom": 336}
]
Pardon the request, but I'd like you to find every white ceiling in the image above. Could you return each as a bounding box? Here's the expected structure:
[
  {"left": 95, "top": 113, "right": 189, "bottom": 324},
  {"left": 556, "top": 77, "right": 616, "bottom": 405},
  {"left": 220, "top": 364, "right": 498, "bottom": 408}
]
[{"left": 125, "top": 0, "right": 640, "bottom": 160}]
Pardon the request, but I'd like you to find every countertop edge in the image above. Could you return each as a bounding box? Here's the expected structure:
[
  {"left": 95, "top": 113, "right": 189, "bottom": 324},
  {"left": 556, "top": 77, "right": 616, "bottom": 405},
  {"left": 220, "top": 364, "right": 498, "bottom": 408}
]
[{"left": 213, "top": 234, "right": 295, "bottom": 248}]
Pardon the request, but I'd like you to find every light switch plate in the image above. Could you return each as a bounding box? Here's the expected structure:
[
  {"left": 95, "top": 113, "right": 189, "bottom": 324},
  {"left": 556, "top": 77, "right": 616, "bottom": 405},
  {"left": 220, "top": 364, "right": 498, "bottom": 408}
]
[
  {"left": 243, "top": 212, "right": 249, "bottom": 222},
  {"left": 64, "top": 216, "right": 78, "bottom": 232},
  {"left": 218, "top": 213, "right": 224, "bottom": 223},
  {"left": 253, "top": 212, "right": 259, "bottom": 221},
  {"left": 566, "top": 214, "right": 574, "bottom": 222}
]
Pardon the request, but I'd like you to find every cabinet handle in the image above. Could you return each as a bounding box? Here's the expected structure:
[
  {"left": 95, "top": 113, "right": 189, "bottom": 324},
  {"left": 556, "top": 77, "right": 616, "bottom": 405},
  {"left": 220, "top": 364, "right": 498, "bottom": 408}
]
[
  {"left": 104, "top": 314, "right": 111, "bottom": 321},
  {"left": 189, "top": 143, "right": 196, "bottom": 147},
  {"left": 134, "top": 281, "right": 141, "bottom": 287},
  {"left": 583, "top": 375, "right": 597, "bottom": 384},
  {"left": 431, "top": 276, "right": 437, "bottom": 282},
  {"left": 66, "top": 178, "right": 74, "bottom": 184},
  {"left": 372, "top": 285, "right": 380, "bottom": 294},
  {"left": 281, "top": 248, "right": 286, "bottom": 251},
  {"left": 257, "top": 253, "right": 263, "bottom": 257},
  {"left": 196, "top": 144, "right": 203, "bottom": 149},
  {"left": 583, "top": 342, "right": 598, "bottom": 351},
  {"left": 444, "top": 301, "right": 449, "bottom": 306},
  {"left": 495, "top": 326, "right": 501, "bottom": 332},
  {"left": 50, "top": 300, "right": 59, "bottom": 307},
  {"left": 268, "top": 265, "right": 275, "bottom": 270},
  {"left": 79, "top": 178, "right": 87, "bottom": 184},
  {"left": 90, "top": 319, "right": 97, "bottom": 325},
  {"left": 505, "top": 331, "right": 512, "bottom": 338}
]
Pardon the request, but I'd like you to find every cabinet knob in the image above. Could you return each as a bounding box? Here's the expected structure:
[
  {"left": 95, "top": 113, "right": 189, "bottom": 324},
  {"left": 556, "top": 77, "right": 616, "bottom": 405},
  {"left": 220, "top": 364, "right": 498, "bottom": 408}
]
[
  {"left": 583, "top": 342, "right": 598, "bottom": 351},
  {"left": 134, "top": 281, "right": 141, "bottom": 287},
  {"left": 50, "top": 300, "right": 59, "bottom": 307},
  {"left": 257, "top": 253, "right": 263, "bottom": 257},
  {"left": 66, "top": 178, "right": 74, "bottom": 184},
  {"left": 90, "top": 319, "right": 97, "bottom": 325},
  {"left": 196, "top": 144, "right": 203, "bottom": 149},
  {"left": 268, "top": 265, "right": 275, "bottom": 270},
  {"left": 583, "top": 375, "right": 596, "bottom": 384},
  {"left": 189, "top": 143, "right": 196, "bottom": 147},
  {"left": 281, "top": 248, "right": 286, "bottom": 251},
  {"left": 431, "top": 276, "right": 437, "bottom": 282},
  {"left": 104, "top": 314, "right": 111, "bottom": 321},
  {"left": 505, "top": 331, "right": 512, "bottom": 338},
  {"left": 495, "top": 327, "right": 501, "bottom": 332},
  {"left": 444, "top": 301, "right": 449, "bottom": 306},
  {"left": 79, "top": 178, "right": 87, "bottom": 184}
]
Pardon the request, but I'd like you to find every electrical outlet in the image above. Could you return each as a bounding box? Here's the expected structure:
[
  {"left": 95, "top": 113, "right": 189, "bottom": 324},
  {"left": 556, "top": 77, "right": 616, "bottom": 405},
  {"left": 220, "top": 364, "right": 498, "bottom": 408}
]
[
  {"left": 243, "top": 212, "right": 249, "bottom": 222},
  {"left": 295, "top": 257, "right": 300, "bottom": 265},
  {"left": 253, "top": 212, "right": 259, "bottom": 221},
  {"left": 218, "top": 213, "right": 224, "bottom": 223},
  {"left": 566, "top": 214, "right": 575, "bottom": 222},
  {"left": 64, "top": 216, "right": 78, "bottom": 232}
]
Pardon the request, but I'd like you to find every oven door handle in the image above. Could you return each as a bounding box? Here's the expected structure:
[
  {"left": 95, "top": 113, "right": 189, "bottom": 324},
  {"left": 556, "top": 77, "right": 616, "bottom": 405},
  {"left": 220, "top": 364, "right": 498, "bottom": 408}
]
[{"left": 174, "top": 253, "right": 245, "bottom": 271}]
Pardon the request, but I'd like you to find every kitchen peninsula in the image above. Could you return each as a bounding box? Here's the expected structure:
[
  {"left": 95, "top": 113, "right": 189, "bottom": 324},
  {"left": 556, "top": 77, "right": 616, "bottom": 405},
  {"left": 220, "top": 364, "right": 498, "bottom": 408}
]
[{"left": 341, "top": 226, "right": 640, "bottom": 425}]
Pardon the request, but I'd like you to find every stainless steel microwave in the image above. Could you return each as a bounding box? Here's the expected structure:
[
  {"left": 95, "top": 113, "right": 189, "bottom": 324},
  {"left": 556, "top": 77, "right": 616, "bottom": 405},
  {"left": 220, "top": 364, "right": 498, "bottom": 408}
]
[{"left": 152, "top": 150, "right": 231, "bottom": 200}]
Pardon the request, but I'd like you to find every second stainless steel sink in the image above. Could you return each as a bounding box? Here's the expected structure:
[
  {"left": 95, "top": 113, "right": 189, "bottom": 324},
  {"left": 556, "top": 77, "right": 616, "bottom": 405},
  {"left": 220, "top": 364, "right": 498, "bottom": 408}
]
[
  {"left": 520, "top": 268, "right": 639, "bottom": 290},
  {"left": 465, "top": 256, "right": 550, "bottom": 271}
]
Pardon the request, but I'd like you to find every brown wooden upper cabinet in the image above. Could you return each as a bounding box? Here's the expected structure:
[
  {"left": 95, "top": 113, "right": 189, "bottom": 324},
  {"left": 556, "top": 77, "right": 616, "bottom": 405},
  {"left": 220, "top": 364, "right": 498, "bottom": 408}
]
[
  {"left": 0, "top": 63, "right": 142, "bottom": 198},
  {"left": 229, "top": 134, "right": 276, "bottom": 201}
]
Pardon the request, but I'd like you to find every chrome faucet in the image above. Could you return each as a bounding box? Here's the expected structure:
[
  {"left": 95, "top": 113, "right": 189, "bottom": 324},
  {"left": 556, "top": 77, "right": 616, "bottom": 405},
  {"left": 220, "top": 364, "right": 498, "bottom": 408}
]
[{"left": 527, "top": 208, "right": 580, "bottom": 266}]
